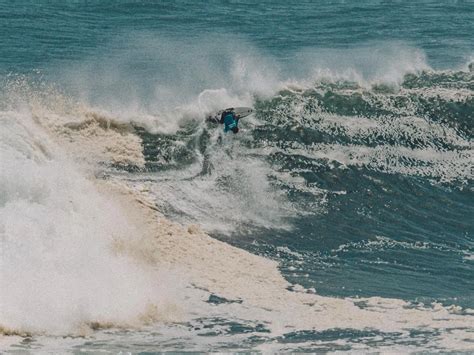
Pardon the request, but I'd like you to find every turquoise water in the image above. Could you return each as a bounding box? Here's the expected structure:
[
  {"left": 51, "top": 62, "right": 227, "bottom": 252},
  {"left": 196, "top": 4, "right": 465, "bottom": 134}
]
[
  {"left": 1, "top": 1, "right": 473, "bottom": 352},
  {"left": 2, "top": 1, "right": 473, "bottom": 71}
]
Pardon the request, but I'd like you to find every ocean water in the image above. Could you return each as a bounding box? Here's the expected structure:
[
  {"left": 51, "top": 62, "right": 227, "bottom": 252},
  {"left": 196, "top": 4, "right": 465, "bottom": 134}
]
[{"left": 1, "top": 1, "right": 473, "bottom": 352}]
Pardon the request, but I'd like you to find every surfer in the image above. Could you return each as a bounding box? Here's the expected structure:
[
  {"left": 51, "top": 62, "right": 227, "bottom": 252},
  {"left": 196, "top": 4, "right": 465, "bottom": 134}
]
[
  {"left": 220, "top": 109, "right": 239, "bottom": 134},
  {"left": 208, "top": 107, "right": 253, "bottom": 133}
]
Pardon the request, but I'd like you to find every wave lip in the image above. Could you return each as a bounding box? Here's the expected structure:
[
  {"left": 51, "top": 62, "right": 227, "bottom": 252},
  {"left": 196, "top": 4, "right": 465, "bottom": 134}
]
[{"left": 289, "top": 42, "right": 430, "bottom": 88}]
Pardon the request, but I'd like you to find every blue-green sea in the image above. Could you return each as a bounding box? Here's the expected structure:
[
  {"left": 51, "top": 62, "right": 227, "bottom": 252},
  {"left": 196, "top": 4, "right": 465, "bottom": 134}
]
[{"left": 1, "top": 1, "right": 473, "bottom": 352}]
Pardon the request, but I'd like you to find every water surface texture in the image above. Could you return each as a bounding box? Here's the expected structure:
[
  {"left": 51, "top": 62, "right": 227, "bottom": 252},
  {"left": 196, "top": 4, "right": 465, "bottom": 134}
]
[{"left": 1, "top": 1, "right": 473, "bottom": 352}]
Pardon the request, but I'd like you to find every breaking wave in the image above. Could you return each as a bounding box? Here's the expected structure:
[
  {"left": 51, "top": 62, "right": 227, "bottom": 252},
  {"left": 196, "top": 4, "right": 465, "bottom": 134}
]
[{"left": 1, "top": 38, "right": 473, "bottom": 351}]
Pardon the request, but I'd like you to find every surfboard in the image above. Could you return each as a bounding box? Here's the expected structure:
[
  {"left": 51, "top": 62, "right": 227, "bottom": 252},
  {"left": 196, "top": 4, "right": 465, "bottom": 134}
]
[{"left": 207, "top": 107, "right": 254, "bottom": 123}]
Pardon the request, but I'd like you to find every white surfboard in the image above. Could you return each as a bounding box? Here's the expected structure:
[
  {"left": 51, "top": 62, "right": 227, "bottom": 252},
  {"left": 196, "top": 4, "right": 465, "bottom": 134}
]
[{"left": 207, "top": 107, "right": 254, "bottom": 123}]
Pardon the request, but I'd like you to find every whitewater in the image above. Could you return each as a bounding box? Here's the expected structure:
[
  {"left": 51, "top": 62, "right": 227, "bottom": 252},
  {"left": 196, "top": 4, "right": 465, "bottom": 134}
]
[{"left": 1, "top": 2, "right": 473, "bottom": 352}]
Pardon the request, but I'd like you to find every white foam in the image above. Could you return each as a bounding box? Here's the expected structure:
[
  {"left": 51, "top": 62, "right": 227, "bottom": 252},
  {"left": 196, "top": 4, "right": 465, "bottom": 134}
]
[
  {"left": 286, "top": 42, "right": 430, "bottom": 87},
  {"left": 129, "top": 138, "right": 294, "bottom": 235},
  {"left": 274, "top": 142, "right": 472, "bottom": 183},
  {"left": 0, "top": 110, "right": 179, "bottom": 334},
  {"left": 56, "top": 35, "right": 280, "bottom": 134},
  {"left": 463, "top": 253, "right": 474, "bottom": 261},
  {"left": 258, "top": 87, "right": 472, "bottom": 184}
]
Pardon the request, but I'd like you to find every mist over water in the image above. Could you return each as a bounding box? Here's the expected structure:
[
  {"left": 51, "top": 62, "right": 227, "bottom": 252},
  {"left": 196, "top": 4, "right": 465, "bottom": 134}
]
[{"left": 1, "top": 1, "right": 473, "bottom": 352}]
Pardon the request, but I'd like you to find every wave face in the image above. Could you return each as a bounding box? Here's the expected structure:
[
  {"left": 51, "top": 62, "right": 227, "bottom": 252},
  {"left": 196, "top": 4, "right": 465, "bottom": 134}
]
[
  {"left": 1, "top": 1, "right": 474, "bottom": 352},
  {"left": 135, "top": 67, "right": 473, "bottom": 303}
]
